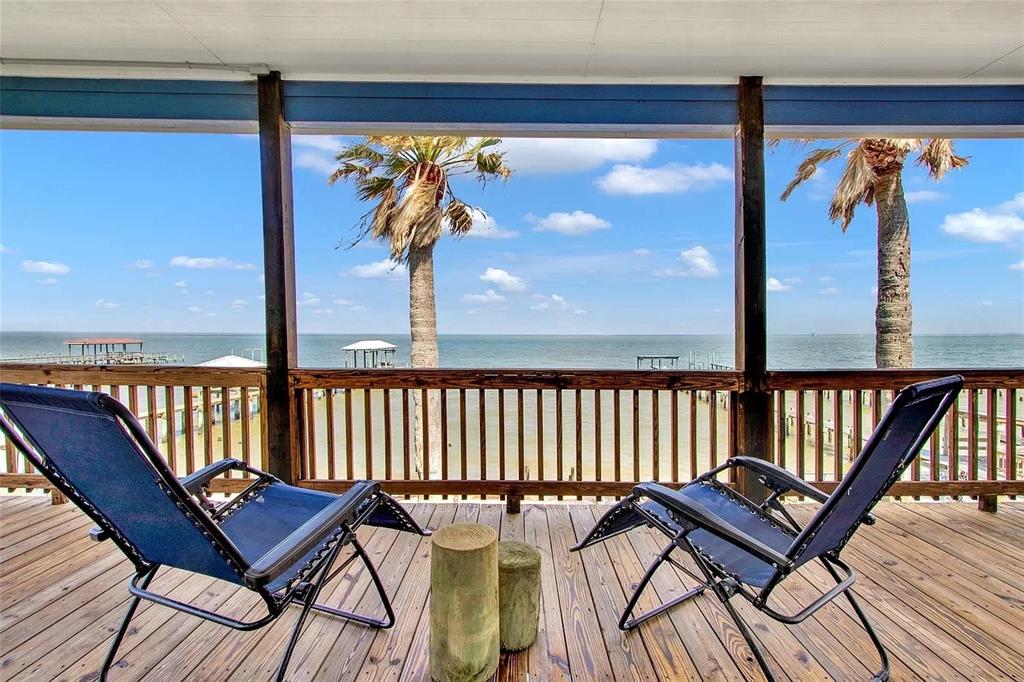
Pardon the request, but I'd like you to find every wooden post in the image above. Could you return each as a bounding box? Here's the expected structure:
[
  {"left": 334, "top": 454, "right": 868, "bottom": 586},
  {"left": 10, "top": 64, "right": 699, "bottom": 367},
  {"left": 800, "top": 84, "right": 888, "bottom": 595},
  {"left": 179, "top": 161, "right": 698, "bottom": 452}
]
[
  {"left": 497, "top": 540, "right": 541, "bottom": 652},
  {"left": 734, "top": 76, "right": 771, "bottom": 502},
  {"left": 258, "top": 71, "right": 301, "bottom": 484},
  {"left": 978, "top": 494, "right": 998, "bottom": 513}
]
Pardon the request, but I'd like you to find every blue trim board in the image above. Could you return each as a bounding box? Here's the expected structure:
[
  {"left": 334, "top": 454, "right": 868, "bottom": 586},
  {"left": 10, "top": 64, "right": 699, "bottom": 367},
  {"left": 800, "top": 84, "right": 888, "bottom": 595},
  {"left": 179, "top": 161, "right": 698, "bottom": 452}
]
[
  {"left": 0, "top": 77, "right": 257, "bottom": 121},
  {"left": 2, "top": 77, "right": 1022, "bottom": 129}
]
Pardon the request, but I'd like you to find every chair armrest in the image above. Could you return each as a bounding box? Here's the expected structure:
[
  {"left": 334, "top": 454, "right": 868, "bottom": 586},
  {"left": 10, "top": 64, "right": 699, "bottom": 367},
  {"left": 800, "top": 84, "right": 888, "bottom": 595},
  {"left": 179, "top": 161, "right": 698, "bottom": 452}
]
[
  {"left": 179, "top": 459, "right": 247, "bottom": 495},
  {"left": 637, "top": 483, "right": 794, "bottom": 570},
  {"left": 730, "top": 456, "right": 829, "bottom": 504},
  {"left": 244, "top": 481, "right": 378, "bottom": 586}
]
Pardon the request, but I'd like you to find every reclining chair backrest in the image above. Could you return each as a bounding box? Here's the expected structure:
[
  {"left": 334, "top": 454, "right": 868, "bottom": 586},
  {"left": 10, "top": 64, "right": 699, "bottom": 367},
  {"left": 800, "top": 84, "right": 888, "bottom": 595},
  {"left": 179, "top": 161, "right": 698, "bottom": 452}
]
[
  {"left": 0, "top": 383, "right": 246, "bottom": 584},
  {"left": 788, "top": 375, "right": 962, "bottom": 568}
]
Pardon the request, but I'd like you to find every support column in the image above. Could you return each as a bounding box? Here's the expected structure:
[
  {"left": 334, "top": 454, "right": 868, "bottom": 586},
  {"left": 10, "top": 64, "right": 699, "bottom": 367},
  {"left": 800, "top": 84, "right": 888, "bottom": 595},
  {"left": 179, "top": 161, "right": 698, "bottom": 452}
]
[
  {"left": 258, "top": 71, "right": 301, "bottom": 484},
  {"left": 734, "top": 76, "right": 770, "bottom": 502}
]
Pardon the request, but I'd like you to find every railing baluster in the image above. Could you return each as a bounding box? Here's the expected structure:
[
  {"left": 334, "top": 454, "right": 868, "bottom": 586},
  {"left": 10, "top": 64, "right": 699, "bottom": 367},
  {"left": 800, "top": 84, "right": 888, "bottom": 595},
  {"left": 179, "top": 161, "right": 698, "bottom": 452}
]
[
  {"left": 240, "top": 386, "right": 252, "bottom": 474},
  {"left": 516, "top": 389, "right": 525, "bottom": 482},
  {"left": 401, "top": 388, "right": 410, "bottom": 485},
  {"left": 967, "top": 388, "right": 978, "bottom": 481},
  {"left": 795, "top": 391, "right": 806, "bottom": 481},
  {"left": 164, "top": 386, "right": 177, "bottom": 474},
  {"left": 364, "top": 389, "right": 373, "bottom": 480},
  {"left": 614, "top": 389, "right": 622, "bottom": 483},
  {"left": 651, "top": 390, "right": 660, "bottom": 482},
  {"left": 688, "top": 391, "right": 698, "bottom": 480},
  {"left": 555, "top": 389, "right": 564, "bottom": 500},
  {"left": 947, "top": 397, "right": 960, "bottom": 484},
  {"left": 575, "top": 389, "right": 583, "bottom": 501},
  {"left": 632, "top": 389, "right": 640, "bottom": 481},
  {"left": 834, "top": 389, "right": 844, "bottom": 482},
  {"left": 498, "top": 389, "right": 507, "bottom": 485},
  {"left": 345, "top": 388, "right": 355, "bottom": 480},
  {"left": 708, "top": 390, "right": 718, "bottom": 470},
  {"left": 776, "top": 391, "right": 786, "bottom": 469},
  {"left": 325, "top": 388, "right": 336, "bottom": 480},
  {"left": 4, "top": 434, "right": 16, "bottom": 493},
  {"left": 536, "top": 389, "right": 544, "bottom": 499},
  {"left": 201, "top": 386, "right": 213, "bottom": 469},
  {"left": 459, "top": 388, "right": 467, "bottom": 500},
  {"left": 814, "top": 390, "right": 824, "bottom": 481},
  {"left": 1006, "top": 389, "right": 1017, "bottom": 489},
  {"left": 221, "top": 386, "right": 232, "bottom": 467},
  {"left": 929, "top": 421, "right": 940, "bottom": 500},
  {"left": 384, "top": 389, "right": 393, "bottom": 482},
  {"left": 595, "top": 390, "right": 603, "bottom": 498},
  {"left": 420, "top": 389, "right": 429, "bottom": 484},
  {"left": 440, "top": 389, "right": 449, "bottom": 490},
  {"left": 304, "top": 388, "right": 315, "bottom": 479},
  {"left": 670, "top": 390, "right": 679, "bottom": 483},
  {"left": 183, "top": 387, "right": 195, "bottom": 474},
  {"left": 478, "top": 389, "right": 487, "bottom": 490},
  {"left": 986, "top": 388, "right": 997, "bottom": 483}
]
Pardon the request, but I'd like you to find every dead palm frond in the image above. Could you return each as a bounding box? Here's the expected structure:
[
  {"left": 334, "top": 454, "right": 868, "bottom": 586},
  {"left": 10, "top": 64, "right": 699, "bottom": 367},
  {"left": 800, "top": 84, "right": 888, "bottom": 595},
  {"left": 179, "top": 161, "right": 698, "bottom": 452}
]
[
  {"left": 329, "top": 136, "right": 512, "bottom": 260},
  {"left": 779, "top": 138, "right": 969, "bottom": 230}
]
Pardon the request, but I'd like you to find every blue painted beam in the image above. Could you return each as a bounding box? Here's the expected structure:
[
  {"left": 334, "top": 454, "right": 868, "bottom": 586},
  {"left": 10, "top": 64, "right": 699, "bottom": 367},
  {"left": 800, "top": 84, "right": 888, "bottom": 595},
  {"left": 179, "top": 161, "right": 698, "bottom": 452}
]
[
  {"left": 764, "top": 85, "right": 1024, "bottom": 128},
  {"left": 0, "top": 77, "right": 257, "bottom": 122},
  {"left": 283, "top": 82, "right": 737, "bottom": 128}
]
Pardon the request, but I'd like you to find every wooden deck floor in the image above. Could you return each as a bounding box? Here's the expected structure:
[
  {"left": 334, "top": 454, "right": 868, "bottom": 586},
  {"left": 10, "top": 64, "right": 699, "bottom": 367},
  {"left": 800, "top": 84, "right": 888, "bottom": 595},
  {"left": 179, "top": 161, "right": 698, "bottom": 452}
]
[{"left": 1, "top": 495, "right": 1023, "bottom": 681}]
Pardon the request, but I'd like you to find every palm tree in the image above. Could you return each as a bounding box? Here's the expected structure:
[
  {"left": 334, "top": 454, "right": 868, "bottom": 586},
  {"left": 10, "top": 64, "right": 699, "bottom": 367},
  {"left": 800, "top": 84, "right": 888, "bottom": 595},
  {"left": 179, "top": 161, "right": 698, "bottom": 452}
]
[
  {"left": 329, "top": 136, "right": 512, "bottom": 475},
  {"left": 779, "top": 139, "right": 968, "bottom": 367}
]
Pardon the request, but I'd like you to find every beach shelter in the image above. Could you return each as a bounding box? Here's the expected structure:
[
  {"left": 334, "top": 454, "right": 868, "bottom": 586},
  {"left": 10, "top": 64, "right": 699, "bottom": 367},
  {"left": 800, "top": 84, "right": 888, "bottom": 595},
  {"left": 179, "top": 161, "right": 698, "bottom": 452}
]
[
  {"left": 341, "top": 340, "right": 397, "bottom": 368},
  {"left": 197, "top": 355, "right": 266, "bottom": 368}
]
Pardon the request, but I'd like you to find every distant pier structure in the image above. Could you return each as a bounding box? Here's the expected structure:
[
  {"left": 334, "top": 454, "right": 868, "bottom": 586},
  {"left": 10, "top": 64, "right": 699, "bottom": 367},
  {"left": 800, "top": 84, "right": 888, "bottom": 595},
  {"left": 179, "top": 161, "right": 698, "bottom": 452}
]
[
  {"left": 636, "top": 355, "right": 678, "bottom": 370},
  {"left": 0, "top": 337, "right": 182, "bottom": 364},
  {"left": 342, "top": 340, "right": 397, "bottom": 368}
]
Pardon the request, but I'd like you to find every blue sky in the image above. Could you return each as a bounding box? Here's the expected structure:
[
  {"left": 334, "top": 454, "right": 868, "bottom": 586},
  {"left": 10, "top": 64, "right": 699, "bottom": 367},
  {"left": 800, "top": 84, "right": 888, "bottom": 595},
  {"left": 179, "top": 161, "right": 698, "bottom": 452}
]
[{"left": 1, "top": 131, "right": 1021, "bottom": 335}]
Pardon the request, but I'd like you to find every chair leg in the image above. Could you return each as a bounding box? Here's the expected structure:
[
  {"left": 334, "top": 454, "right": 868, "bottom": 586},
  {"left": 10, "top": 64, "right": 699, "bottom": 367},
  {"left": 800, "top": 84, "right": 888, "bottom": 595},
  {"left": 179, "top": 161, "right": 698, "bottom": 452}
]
[
  {"left": 307, "top": 535, "right": 396, "bottom": 629},
  {"left": 819, "top": 561, "right": 890, "bottom": 682},
  {"left": 619, "top": 541, "right": 708, "bottom": 630},
  {"left": 99, "top": 566, "right": 158, "bottom": 682},
  {"left": 719, "top": 593, "right": 777, "bottom": 682},
  {"left": 275, "top": 542, "right": 345, "bottom": 682}
]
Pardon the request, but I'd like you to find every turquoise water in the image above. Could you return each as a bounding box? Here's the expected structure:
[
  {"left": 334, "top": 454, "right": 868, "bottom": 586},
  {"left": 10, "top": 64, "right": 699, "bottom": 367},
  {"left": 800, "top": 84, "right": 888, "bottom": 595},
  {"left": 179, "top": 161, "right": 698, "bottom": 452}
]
[{"left": 1, "top": 331, "right": 1021, "bottom": 369}]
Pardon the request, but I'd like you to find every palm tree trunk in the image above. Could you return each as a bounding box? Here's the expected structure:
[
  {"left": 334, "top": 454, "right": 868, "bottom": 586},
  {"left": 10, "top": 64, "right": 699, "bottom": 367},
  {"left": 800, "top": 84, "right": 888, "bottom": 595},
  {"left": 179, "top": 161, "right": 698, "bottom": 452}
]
[
  {"left": 873, "top": 171, "right": 913, "bottom": 368},
  {"left": 408, "top": 244, "right": 442, "bottom": 477}
]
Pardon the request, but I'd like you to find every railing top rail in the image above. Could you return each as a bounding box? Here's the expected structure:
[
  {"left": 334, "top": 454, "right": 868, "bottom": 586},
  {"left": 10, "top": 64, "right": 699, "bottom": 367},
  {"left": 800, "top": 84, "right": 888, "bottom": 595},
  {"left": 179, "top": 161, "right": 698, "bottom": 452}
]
[
  {"left": 767, "top": 368, "right": 1024, "bottom": 390},
  {"left": 291, "top": 368, "right": 743, "bottom": 391},
  {"left": 0, "top": 363, "right": 265, "bottom": 387}
]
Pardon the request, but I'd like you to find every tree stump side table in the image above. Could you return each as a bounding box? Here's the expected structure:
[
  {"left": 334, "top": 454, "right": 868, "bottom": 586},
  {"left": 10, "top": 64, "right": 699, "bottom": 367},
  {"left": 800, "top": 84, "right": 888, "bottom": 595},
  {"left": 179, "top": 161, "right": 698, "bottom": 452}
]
[
  {"left": 429, "top": 523, "right": 499, "bottom": 682},
  {"left": 497, "top": 540, "right": 541, "bottom": 652}
]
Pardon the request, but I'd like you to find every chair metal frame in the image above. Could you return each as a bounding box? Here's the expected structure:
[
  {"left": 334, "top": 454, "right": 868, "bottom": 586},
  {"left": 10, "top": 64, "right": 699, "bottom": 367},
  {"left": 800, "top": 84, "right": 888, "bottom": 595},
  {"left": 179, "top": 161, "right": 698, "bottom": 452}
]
[
  {"left": 572, "top": 376, "right": 963, "bottom": 682},
  {"left": 0, "top": 385, "right": 430, "bottom": 681}
]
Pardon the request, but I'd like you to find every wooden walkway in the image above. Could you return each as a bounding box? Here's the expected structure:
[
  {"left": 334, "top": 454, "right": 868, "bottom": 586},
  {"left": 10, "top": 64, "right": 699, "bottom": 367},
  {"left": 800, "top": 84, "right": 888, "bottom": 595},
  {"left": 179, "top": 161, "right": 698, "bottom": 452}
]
[{"left": 1, "top": 495, "right": 1023, "bottom": 681}]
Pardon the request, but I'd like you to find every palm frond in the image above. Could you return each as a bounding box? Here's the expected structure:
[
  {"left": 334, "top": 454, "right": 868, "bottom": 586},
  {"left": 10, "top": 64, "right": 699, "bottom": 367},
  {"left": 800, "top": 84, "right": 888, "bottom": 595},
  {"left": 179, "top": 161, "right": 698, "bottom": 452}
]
[
  {"left": 779, "top": 146, "right": 844, "bottom": 201},
  {"left": 916, "top": 139, "right": 969, "bottom": 179},
  {"left": 355, "top": 174, "right": 397, "bottom": 202},
  {"left": 445, "top": 201, "right": 474, "bottom": 236},
  {"left": 828, "top": 145, "right": 876, "bottom": 230}
]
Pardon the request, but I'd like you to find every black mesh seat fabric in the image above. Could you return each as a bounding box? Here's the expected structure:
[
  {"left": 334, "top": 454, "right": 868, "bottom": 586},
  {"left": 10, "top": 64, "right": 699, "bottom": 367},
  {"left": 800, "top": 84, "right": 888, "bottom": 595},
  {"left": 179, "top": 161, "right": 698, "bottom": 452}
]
[
  {"left": 219, "top": 483, "right": 367, "bottom": 592},
  {"left": 643, "top": 481, "right": 795, "bottom": 587}
]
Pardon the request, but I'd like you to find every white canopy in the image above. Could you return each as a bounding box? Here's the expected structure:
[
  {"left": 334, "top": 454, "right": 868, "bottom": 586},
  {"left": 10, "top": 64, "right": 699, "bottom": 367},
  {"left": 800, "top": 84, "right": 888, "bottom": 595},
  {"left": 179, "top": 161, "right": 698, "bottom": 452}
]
[
  {"left": 341, "top": 340, "right": 398, "bottom": 352},
  {"left": 197, "top": 354, "right": 266, "bottom": 368}
]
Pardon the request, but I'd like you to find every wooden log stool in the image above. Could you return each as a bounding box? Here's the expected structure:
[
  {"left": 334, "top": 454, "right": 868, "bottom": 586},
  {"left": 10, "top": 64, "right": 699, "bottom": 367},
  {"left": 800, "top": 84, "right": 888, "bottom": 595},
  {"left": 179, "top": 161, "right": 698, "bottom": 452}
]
[
  {"left": 497, "top": 540, "right": 541, "bottom": 652},
  {"left": 430, "top": 523, "right": 499, "bottom": 681}
]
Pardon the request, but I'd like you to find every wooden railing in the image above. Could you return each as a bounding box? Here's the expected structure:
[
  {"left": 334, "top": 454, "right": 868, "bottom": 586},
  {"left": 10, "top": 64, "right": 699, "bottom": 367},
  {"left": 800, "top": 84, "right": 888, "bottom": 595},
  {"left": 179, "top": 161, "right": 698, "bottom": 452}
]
[
  {"left": 2, "top": 364, "right": 1021, "bottom": 505},
  {"left": 0, "top": 364, "right": 266, "bottom": 493}
]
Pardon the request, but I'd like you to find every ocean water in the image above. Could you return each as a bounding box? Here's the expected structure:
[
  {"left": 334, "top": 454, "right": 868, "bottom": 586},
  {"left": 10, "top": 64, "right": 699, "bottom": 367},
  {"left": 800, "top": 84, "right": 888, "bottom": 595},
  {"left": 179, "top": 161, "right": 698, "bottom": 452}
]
[{"left": 0, "top": 331, "right": 1021, "bottom": 369}]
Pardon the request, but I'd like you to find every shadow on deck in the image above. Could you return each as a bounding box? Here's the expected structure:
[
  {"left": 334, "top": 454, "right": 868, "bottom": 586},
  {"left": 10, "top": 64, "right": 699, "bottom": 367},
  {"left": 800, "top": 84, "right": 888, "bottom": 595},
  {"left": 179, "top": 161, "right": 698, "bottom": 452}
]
[{"left": 1, "top": 495, "right": 1022, "bottom": 680}]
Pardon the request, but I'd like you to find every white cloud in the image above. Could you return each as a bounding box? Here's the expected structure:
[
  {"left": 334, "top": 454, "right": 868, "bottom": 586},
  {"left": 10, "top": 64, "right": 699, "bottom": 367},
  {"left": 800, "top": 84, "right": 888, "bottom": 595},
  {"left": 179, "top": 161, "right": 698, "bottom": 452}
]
[
  {"left": 819, "top": 275, "right": 835, "bottom": 283},
  {"left": 293, "top": 136, "right": 343, "bottom": 175},
  {"left": 480, "top": 267, "right": 527, "bottom": 292},
  {"left": 498, "top": 138, "right": 657, "bottom": 174},
  {"left": 531, "top": 210, "right": 611, "bottom": 236},
  {"left": 186, "top": 305, "right": 203, "bottom": 313},
  {"left": 530, "top": 294, "right": 568, "bottom": 311},
  {"left": 21, "top": 260, "right": 70, "bottom": 275},
  {"left": 0, "top": 243, "right": 14, "bottom": 254},
  {"left": 819, "top": 287, "right": 840, "bottom": 296},
  {"left": 95, "top": 299, "right": 120, "bottom": 309},
  {"left": 465, "top": 209, "right": 518, "bottom": 239},
  {"left": 350, "top": 259, "right": 407, "bottom": 279},
  {"left": 941, "top": 193, "right": 1024, "bottom": 243},
  {"left": 905, "top": 190, "right": 948, "bottom": 204},
  {"left": 632, "top": 248, "right": 652, "bottom": 256},
  {"left": 595, "top": 162, "right": 731, "bottom": 195},
  {"left": 656, "top": 246, "right": 719, "bottom": 278},
  {"left": 333, "top": 298, "right": 354, "bottom": 306},
  {"left": 767, "top": 277, "right": 792, "bottom": 292},
  {"left": 461, "top": 289, "right": 506, "bottom": 304},
  {"left": 127, "top": 259, "right": 155, "bottom": 270},
  {"left": 977, "top": 300, "right": 994, "bottom": 307},
  {"left": 35, "top": 278, "right": 58, "bottom": 285},
  {"left": 1010, "top": 260, "right": 1024, "bottom": 271},
  {"left": 169, "top": 256, "right": 256, "bottom": 270},
  {"left": 298, "top": 292, "right": 321, "bottom": 306},
  {"left": 230, "top": 299, "right": 248, "bottom": 310}
]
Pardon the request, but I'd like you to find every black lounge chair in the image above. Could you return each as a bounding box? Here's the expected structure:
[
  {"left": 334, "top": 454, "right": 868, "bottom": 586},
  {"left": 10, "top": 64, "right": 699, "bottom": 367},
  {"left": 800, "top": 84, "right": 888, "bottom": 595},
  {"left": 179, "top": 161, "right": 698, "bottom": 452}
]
[
  {"left": 0, "top": 383, "right": 430, "bottom": 681},
  {"left": 572, "top": 375, "right": 963, "bottom": 682}
]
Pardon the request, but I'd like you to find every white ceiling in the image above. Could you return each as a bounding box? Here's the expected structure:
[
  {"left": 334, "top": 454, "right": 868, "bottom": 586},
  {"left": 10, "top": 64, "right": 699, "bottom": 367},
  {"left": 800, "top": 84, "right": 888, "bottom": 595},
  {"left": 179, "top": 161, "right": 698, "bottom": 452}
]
[{"left": 1, "top": 1, "right": 1022, "bottom": 83}]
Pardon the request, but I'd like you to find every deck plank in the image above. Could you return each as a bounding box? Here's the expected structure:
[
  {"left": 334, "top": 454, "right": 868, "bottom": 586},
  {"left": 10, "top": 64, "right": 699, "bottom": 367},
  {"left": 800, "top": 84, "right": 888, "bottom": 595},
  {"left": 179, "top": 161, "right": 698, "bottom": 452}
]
[{"left": 0, "top": 498, "right": 1021, "bottom": 681}]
